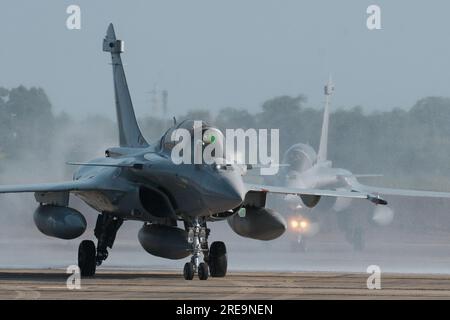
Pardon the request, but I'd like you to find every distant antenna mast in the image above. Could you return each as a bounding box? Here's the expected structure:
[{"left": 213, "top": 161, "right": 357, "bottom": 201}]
[
  {"left": 317, "top": 75, "right": 334, "bottom": 163},
  {"left": 147, "top": 85, "right": 168, "bottom": 118},
  {"left": 149, "top": 83, "right": 160, "bottom": 116},
  {"left": 162, "top": 89, "right": 168, "bottom": 116}
]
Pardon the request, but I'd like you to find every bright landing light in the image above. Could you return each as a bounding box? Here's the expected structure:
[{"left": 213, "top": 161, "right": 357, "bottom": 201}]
[
  {"left": 299, "top": 220, "right": 308, "bottom": 229},
  {"left": 290, "top": 218, "right": 309, "bottom": 231}
]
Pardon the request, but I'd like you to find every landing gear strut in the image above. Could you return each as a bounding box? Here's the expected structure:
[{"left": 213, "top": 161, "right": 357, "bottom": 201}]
[
  {"left": 183, "top": 218, "right": 228, "bottom": 280},
  {"left": 78, "top": 213, "right": 123, "bottom": 276},
  {"left": 290, "top": 235, "right": 307, "bottom": 253},
  {"left": 184, "top": 218, "right": 209, "bottom": 280}
]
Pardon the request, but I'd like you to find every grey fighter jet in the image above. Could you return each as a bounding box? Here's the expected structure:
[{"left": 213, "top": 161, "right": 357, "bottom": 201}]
[
  {"left": 0, "top": 25, "right": 448, "bottom": 280},
  {"left": 279, "top": 77, "right": 450, "bottom": 250}
]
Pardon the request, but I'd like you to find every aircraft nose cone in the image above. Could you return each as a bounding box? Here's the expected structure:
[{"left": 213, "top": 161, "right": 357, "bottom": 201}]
[
  {"left": 219, "top": 175, "right": 245, "bottom": 209},
  {"left": 204, "top": 172, "right": 245, "bottom": 213},
  {"left": 221, "top": 183, "right": 245, "bottom": 208}
]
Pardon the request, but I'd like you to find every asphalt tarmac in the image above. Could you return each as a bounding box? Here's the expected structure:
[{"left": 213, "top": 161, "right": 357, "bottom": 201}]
[
  {"left": 2, "top": 199, "right": 450, "bottom": 300},
  {"left": 1, "top": 269, "right": 450, "bottom": 299}
]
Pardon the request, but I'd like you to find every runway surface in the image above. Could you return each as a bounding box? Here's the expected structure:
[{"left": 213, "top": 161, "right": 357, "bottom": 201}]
[
  {"left": 1, "top": 269, "right": 450, "bottom": 299},
  {"left": 3, "top": 202, "right": 450, "bottom": 299}
]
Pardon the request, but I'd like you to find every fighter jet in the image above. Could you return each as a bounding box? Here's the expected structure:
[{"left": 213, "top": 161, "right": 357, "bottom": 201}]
[
  {"left": 278, "top": 76, "right": 450, "bottom": 250},
  {"left": 0, "top": 25, "right": 446, "bottom": 280}
]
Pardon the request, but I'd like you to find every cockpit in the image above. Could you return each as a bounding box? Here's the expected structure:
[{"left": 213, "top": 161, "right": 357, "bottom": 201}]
[
  {"left": 160, "top": 120, "right": 225, "bottom": 164},
  {"left": 283, "top": 143, "right": 317, "bottom": 173}
]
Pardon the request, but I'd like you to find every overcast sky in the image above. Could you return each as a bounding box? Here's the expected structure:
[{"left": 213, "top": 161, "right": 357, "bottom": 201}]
[{"left": 1, "top": 0, "right": 450, "bottom": 119}]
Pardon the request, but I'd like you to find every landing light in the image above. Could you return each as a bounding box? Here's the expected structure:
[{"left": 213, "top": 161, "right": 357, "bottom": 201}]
[
  {"left": 290, "top": 220, "right": 299, "bottom": 229},
  {"left": 289, "top": 218, "right": 309, "bottom": 231},
  {"left": 300, "top": 220, "right": 308, "bottom": 229}
]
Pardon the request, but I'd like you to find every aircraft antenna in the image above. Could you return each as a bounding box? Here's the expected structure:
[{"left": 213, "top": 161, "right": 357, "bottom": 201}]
[{"left": 147, "top": 85, "right": 168, "bottom": 118}]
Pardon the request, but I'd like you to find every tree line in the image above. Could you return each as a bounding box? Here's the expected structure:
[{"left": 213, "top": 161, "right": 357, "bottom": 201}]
[{"left": 1, "top": 86, "right": 450, "bottom": 189}]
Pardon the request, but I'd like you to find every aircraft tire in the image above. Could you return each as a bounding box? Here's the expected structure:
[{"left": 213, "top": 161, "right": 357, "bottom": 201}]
[
  {"left": 198, "top": 262, "right": 209, "bottom": 280},
  {"left": 78, "top": 240, "right": 96, "bottom": 277},
  {"left": 209, "top": 241, "right": 227, "bottom": 277},
  {"left": 183, "top": 262, "right": 194, "bottom": 280}
]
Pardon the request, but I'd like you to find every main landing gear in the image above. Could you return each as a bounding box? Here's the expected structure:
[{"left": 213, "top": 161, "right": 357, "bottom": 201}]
[
  {"left": 183, "top": 218, "right": 227, "bottom": 280},
  {"left": 78, "top": 240, "right": 96, "bottom": 277},
  {"left": 78, "top": 213, "right": 123, "bottom": 277}
]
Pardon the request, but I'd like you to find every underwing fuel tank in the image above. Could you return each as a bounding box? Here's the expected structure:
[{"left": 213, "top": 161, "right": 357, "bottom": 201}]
[
  {"left": 227, "top": 207, "right": 287, "bottom": 241},
  {"left": 33, "top": 205, "right": 87, "bottom": 240},
  {"left": 138, "top": 224, "right": 191, "bottom": 260}
]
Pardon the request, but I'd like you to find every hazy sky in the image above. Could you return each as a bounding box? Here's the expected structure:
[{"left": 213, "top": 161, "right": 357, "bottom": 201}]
[{"left": 1, "top": 0, "right": 450, "bottom": 119}]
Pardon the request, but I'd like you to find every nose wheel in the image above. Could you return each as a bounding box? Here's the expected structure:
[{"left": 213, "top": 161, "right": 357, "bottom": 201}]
[
  {"left": 198, "top": 262, "right": 209, "bottom": 280},
  {"left": 183, "top": 262, "right": 194, "bottom": 280}
]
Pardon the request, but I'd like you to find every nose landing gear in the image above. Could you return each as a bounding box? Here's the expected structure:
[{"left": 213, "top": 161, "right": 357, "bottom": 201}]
[
  {"left": 183, "top": 219, "right": 209, "bottom": 280},
  {"left": 290, "top": 234, "right": 307, "bottom": 252},
  {"left": 183, "top": 219, "right": 227, "bottom": 280}
]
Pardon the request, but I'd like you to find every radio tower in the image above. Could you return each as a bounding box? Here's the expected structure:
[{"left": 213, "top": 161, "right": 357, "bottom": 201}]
[
  {"left": 148, "top": 85, "right": 168, "bottom": 118},
  {"left": 162, "top": 89, "right": 168, "bottom": 116},
  {"left": 149, "top": 83, "right": 160, "bottom": 116}
]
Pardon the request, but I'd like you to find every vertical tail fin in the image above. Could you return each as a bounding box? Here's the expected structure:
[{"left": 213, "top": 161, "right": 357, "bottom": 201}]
[
  {"left": 103, "top": 23, "right": 148, "bottom": 148},
  {"left": 317, "top": 75, "right": 334, "bottom": 163}
]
